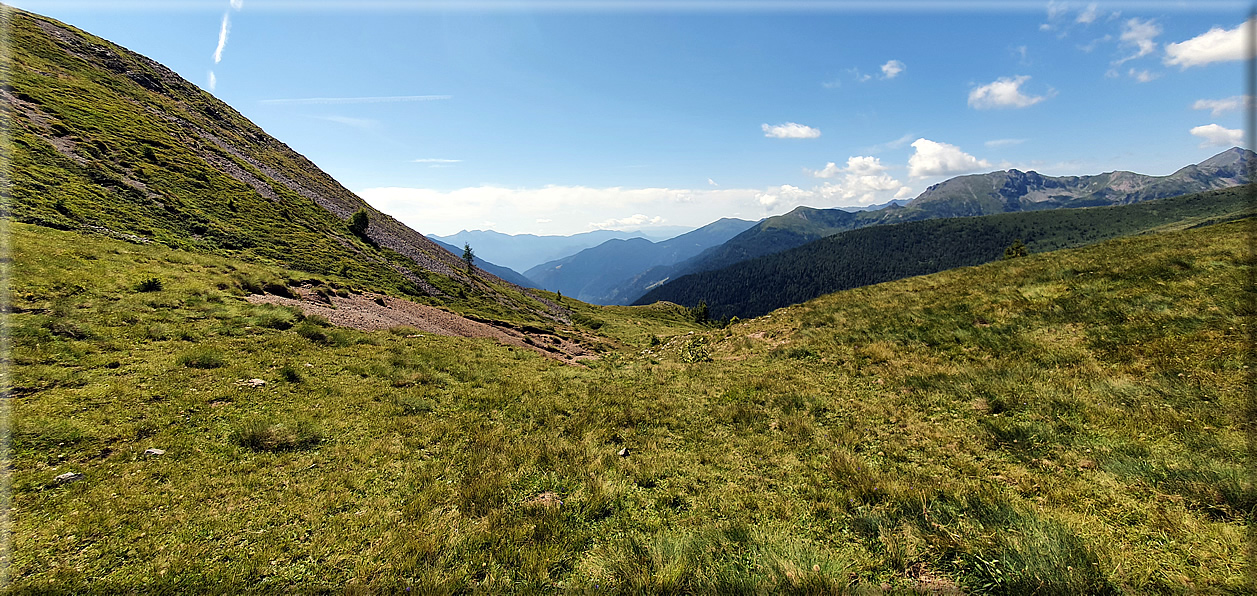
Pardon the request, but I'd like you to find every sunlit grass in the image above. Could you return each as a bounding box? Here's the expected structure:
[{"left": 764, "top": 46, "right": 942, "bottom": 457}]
[{"left": 7, "top": 219, "right": 1251, "bottom": 593}]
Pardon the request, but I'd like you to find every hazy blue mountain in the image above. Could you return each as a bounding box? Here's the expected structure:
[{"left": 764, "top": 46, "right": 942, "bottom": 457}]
[
  {"left": 429, "top": 238, "right": 538, "bottom": 289},
  {"left": 428, "top": 227, "right": 692, "bottom": 273},
  {"left": 523, "top": 218, "right": 757, "bottom": 304}
]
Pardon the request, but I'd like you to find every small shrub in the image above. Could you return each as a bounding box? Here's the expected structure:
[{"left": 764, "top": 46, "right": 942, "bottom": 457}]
[
  {"left": 136, "top": 277, "right": 163, "bottom": 292},
  {"left": 395, "top": 394, "right": 436, "bottom": 415},
  {"left": 278, "top": 365, "right": 304, "bottom": 383},
  {"left": 679, "top": 337, "right": 712, "bottom": 363},
  {"left": 177, "top": 347, "right": 226, "bottom": 369},
  {"left": 231, "top": 417, "right": 322, "bottom": 452}
]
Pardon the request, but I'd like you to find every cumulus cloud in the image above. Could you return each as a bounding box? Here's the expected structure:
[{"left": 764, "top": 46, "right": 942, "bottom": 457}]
[
  {"left": 762, "top": 122, "right": 821, "bottom": 139},
  {"left": 809, "top": 155, "right": 888, "bottom": 179},
  {"left": 880, "top": 59, "right": 905, "bottom": 79},
  {"left": 1190, "top": 123, "right": 1243, "bottom": 148},
  {"left": 1113, "top": 18, "right": 1161, "bottom": 66},
  {"left": 893, "top": 187, "right": 915, "bottom": 199},
  {"left": 1192, "top": 95, "right": 1252, "bottom": 116},
  {"left": 803, "top": 156, "right": 905, "bottom": 205},
  {"left": 1164, "top": 18, "right": 1256, "bottom": 69},
  {"left": 968, "top": 76, "right": 1049, "bottom": 109},
  {"left": 908, "top": 139, "right": 992, "bottom": 178}
]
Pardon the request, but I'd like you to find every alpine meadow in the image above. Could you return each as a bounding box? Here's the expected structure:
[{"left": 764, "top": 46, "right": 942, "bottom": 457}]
[{"left": 2, "top": 4, "right": 1255, "bottom": 594}]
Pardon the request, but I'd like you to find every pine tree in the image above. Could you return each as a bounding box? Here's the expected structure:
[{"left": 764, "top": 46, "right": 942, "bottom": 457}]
[{"left": 462, "top": 243, "right": 475, "bottom": 273}]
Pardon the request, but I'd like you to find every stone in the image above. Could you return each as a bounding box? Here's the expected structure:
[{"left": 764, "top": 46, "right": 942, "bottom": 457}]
[
  {"left": 143, "top": 448, "right": 165, "bottom": 457},
  {"left": 54, "top": 472, "right": 84, "bottom": 485},
  {"left": 238, "top": 378, "right": 266, "bottom": 388},
  {"left": 618, "top": 447, "right": 629, "bottom": 457}
]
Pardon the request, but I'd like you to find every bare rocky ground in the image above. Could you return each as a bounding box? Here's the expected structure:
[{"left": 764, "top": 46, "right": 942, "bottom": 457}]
[{"left": 247, "top": 286, "right": 598, "bottom": 365}]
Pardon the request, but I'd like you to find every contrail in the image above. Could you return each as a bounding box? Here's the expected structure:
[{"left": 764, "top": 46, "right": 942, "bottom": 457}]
[
  {"left": 213, "top": 12, "right": 230, "bottom": 63},
  {"left": 259, "top": 95, "right": 452, "bottom": 105}
]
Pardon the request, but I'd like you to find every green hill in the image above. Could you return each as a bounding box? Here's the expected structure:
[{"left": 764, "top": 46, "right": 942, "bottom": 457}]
[
  {"left": 3, "top": 7, "right": 562, "bottom": 326},
  {"left": 635, "top": 185, "right": 1253, "bottom": 319},
  {"left": 9, "top": 213, "right": 1249, "bottom": 592}
]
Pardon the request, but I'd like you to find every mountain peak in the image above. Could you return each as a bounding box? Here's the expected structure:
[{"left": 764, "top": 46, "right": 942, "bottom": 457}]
[{"left": 1198, "top": 147, "right": 1255, "bottom": 170}]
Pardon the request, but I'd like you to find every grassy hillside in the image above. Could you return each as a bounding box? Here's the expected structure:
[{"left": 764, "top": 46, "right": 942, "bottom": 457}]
[
  {"left": 9, "top": 214, "right": 1250, "bottom": 593},
  {"left": 2, "top": 7, "right": 562, "bottom": 327},
  {"left": 637, "top": 185, "right": 1253, "bottom": 319}
]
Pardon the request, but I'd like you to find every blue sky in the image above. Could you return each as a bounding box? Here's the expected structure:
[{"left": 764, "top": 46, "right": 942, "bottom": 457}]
[{"left": 9, "top": 1, "right": 1253, "bottom": 236}]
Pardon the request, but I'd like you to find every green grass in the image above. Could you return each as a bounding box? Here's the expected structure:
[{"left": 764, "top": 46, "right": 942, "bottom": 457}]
[{"left": 7, "top": 219, "right": 1251, "bottom": 593}]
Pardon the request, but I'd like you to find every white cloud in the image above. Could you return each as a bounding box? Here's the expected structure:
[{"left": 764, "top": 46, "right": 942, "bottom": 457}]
[
  {"left": 213, "top": 13, "right": 230, "bottom": 64},
  {"left": 707, "top": 178, "right": 718, "bottom": 186},
  {"left": 591, "top": 214, "right": 665, "bottom": 230},
  {"left": 1164, "top": 18, "right": 1256, "bottom": 69},
  {"left": 810, "top": 155, "right": 889, "bottom": 179},
  {"left": 1076, "top": 3, "right": 1098, "bottom": 24},
  {"left": 316, "top": 115, "right": 378, "bottom": 128},
  {"left": 1128, "top": 68, "right": 1159, "bottom": 83},
  {"left": 1046, "top": 1, "right": 1069, "bottom": 20},
  {"left": 968, "top": 76, "right": 1048, "bottom": 109},
  {"left": 1189, "top": 123, "right": 1243, "bottom": 148},
  {"left": 359, "top": 177, "right": 918, "bottom": 236},
  {"left": 1078, "top": 34, "right": 1112, "bottom": 53},
  {"left": 412, "top": 158, "right": 462, "bottom": 163},
  {"left": 762, "top": 122, "right": 820, "bottom": 139},
  {"left": 230, "top": 0, "right": 243, "bottom": 9},
  {"left": 260, "top": 95, "right": 451, "bottom": 105},
  {"left": 880, "top": 59, "right": 905, "bottom": 79},
  {"left": 985, "top": 138, "right": 1026, "bottom": 148},
  {"left": 893, "top": 187, "right": 915, "bottom": 199},
  {"left": 821, "top": 79, "right": 842, "bottom": 89},
  {"left": 804, "top": 156, "right": 905, "bottom": 205},
  {"left": 864, "top": 133, "right": 915, "bottom": 154},
  {"left": 908, "top": 138, "right": 992, "bottom": 178},
  {"left": 1113, "top": 18, "right": 1161, "bottom": 66},
  {"left": 208, "top": 70, "right": 216, "bottom": 91},
  {"left": 1192, "top": 95, "right": 1252, "bottom": 116}
]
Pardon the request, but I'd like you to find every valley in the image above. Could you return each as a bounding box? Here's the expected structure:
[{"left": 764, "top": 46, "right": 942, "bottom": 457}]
[{"left": 3, "top": 5, "right": 1252, "bottom": 593}]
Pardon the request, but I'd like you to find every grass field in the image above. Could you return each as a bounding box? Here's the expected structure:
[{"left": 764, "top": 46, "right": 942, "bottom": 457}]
[{"left": 6, "top": 218, "right": 1252, "bottom": 593}]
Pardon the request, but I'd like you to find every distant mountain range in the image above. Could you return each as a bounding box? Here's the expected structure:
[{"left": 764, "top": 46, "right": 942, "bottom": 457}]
[
  {"left": 428, "top": 227, "right": 692, "bottom": 273},
  {"left": 635, "top": 185, "right": 1253, "bottom": 319},
  {"left": 428, "top": 238, "right": 538, "bottom": 289},
  {"left": 522, "top": 218, "right": 756, "bottom": 304},
  {"left": 611, "top": 147, "right": 1253, "bottom": 306}
]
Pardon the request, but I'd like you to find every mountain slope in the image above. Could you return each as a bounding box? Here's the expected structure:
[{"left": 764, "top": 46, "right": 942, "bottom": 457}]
[
  {"left": 3, "top": 7, "right": 564, "bottom": 325},
  {"left": 428, "top": 238, "right": 538, "bottom": 289},
  {"left": 523, "top": 217, "right": 756, "bottom": 304},
  {"left": 615, "top": 149, "right": 1254, "bottom": 304},
  {"left": 635, "top": 185, "right": 1252, "bottom": 319},
  {"left": 428, "top": 228, "right": 685, "bottom": 273}
]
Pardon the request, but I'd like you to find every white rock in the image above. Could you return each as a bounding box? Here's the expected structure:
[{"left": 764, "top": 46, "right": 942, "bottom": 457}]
[
  {"left": 54, "top": 472, "right": 84, "bottom": 485},
  {"left": 143, "top": 448, "right": 165, "bottom": 457}
]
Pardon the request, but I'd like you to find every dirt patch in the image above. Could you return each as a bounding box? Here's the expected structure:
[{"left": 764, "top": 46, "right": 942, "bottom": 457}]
[{"left": 247, "top": 287, "right": 597, "bottom": 365}]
